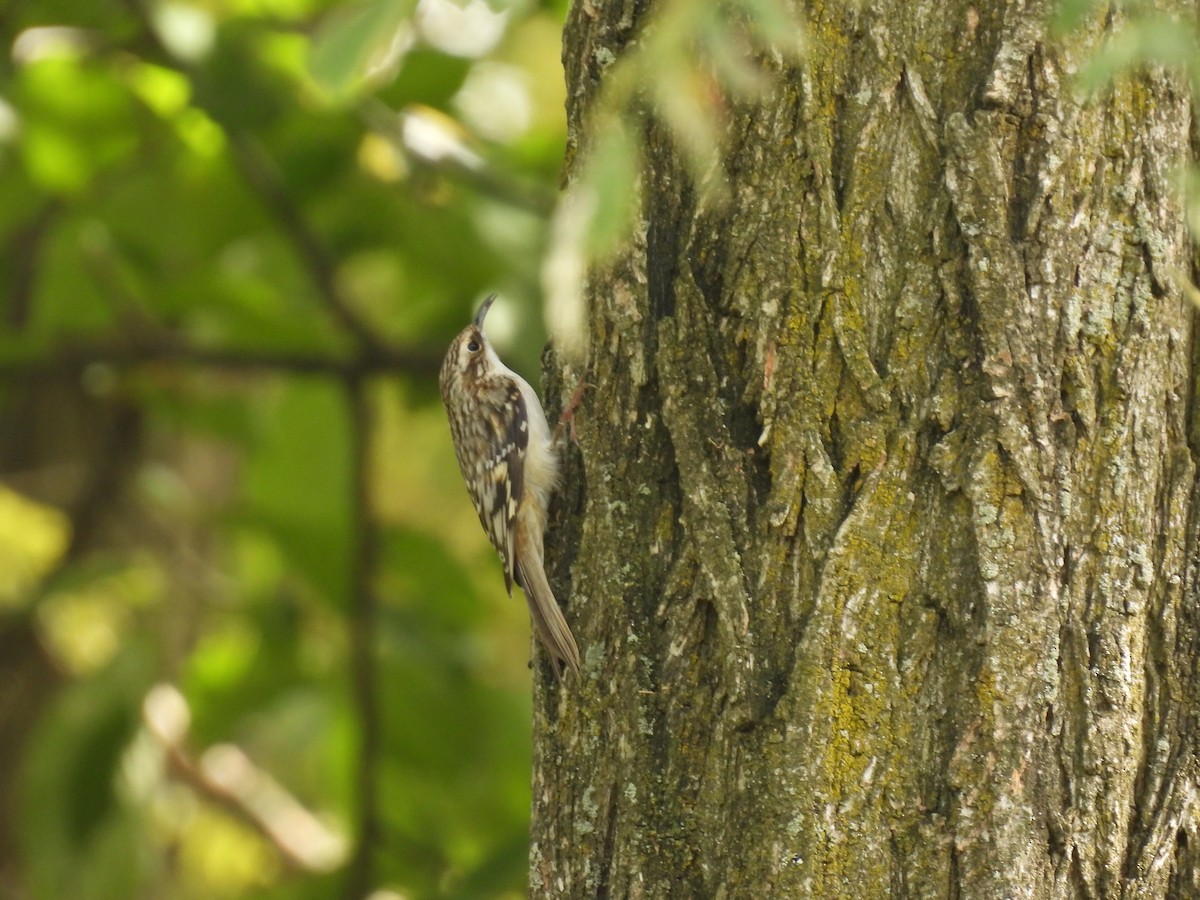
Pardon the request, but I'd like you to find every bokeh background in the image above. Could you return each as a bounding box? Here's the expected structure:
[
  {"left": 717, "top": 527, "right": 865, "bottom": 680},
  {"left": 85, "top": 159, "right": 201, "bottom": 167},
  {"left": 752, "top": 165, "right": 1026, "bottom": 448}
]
[
  {"left": 2, "top": 0, "right": 1181, "bottom": 896},
  {"left": 0, "top": 0, "right": 570, "bottom": 897}
]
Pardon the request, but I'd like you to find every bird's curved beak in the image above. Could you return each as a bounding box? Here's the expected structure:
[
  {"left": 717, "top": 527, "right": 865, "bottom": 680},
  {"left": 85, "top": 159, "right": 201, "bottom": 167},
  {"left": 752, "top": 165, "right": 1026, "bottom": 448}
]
[{"left": 473, "top": 293, "right": 497, "bottom": 329}]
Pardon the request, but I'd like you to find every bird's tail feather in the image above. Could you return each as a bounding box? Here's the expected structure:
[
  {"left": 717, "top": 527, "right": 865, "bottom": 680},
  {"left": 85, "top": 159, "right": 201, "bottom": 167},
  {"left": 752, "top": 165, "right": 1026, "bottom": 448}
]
[{"left": 515, "top": 536, "right": 580, "bottom": 677}]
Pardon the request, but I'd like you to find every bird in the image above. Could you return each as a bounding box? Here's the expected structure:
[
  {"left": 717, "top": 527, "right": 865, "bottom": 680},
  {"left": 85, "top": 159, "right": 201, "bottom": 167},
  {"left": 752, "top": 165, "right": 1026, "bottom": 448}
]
[{"left": 439, "top": 294, "right": 581, "bottom": 677}]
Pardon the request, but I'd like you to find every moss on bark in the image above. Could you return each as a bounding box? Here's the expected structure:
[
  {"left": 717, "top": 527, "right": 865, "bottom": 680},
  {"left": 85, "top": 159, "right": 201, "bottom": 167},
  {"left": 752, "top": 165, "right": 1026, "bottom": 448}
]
[{"left": 534, "top": 1, "right": 1200, "bottom": 897}]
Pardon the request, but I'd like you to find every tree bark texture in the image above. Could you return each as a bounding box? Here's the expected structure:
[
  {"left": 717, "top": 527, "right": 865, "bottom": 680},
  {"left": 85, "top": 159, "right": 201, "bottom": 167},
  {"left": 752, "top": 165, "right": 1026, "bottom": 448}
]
[{"left": 533, "top": 1, "right": 1200, "bottom": 897}]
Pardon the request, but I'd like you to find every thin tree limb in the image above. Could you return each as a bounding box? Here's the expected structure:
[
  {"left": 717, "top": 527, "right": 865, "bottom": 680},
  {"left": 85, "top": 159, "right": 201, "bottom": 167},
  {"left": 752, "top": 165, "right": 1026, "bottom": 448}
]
[
  {"left": 225, "top": 133, "right": 386, "bottom": 351},
  {"left": 0, "top": 340, "right": 441, "bottom": 380},
  {"left": 344, "top": 375, "right": 382, "bottom": 899},
  {"left": 4, "top": 202, "right": 59, "bottom": 330},
  {"left": 118, "top": 0, "right": 386, "bottom": 352}
]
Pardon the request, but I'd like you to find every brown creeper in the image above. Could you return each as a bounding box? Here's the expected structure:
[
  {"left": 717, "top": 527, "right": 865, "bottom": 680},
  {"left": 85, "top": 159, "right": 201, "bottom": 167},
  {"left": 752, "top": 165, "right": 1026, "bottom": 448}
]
[{"left": 439, "top": 294, "right": 581, "bottom": 677}]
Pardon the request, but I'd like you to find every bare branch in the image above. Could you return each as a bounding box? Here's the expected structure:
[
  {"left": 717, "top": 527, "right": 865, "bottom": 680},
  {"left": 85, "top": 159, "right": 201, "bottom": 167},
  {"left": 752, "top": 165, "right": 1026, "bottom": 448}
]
[
  {"left": 145, "top": 685, "right": 347, "bottom": 874},
  {"left": 118, "top": 0, "right": 391, "bottom": 352},
  {"left": 226, "top": 134, "right": 387, "bottom": 351},
  {"left": 4, "top": 203, "right": 59, "bottom": 330},
  {"left": 343, "top": 376, "right": 383, "bottom": 898},
  {"left": 0, "top": 339, "right": 442, "bottom": 381}
]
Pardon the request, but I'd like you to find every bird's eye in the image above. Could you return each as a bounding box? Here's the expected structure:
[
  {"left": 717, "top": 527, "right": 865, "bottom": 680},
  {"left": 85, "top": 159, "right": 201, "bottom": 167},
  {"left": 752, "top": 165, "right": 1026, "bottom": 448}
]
[{"left": 467, "top": 340, "right": 481, "bottom": 352}]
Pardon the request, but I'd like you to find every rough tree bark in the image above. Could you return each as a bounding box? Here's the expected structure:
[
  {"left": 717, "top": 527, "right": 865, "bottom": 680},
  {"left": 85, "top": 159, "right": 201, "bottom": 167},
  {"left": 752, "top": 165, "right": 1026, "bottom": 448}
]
[{"left": 533, "top": 1, "right": 1200, "bottom": 897}]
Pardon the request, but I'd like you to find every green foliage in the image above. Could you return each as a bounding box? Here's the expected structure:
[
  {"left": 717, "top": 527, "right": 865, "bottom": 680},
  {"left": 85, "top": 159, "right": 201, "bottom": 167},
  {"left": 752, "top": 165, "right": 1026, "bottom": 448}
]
[
  {"left": 0, "top": 0, "right": 564, "bottom": 897},
  {"left": 578, "top": 122, "right": 640, "bottom": 259},
  {"left": 20, "top": 648, "right": 155, "bottom": 900},
  {"left": 579, "top": 0, "right": 803, "bottom": 212},
  {"left": 1053, "top": 0, "right": 1200, "bottom": 92},
  {"left": 1052, "top": 0, "right": 1200, "bottom": 261},
  {"left": 241, "top": 380, "right": 354, "bottom": 604},
  {"left": 541, "top": 0, "right": 804, "bottom": 362},
  {"left": 309, "top": 0, "right": 419, "bottom": 98}
]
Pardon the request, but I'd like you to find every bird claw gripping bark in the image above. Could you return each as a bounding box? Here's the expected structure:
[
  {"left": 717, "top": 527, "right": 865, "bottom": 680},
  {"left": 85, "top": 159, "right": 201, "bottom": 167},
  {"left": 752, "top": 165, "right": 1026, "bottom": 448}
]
[
  {"left": 439, "top": 294, "right": 582, "bottom": 677},
  {"left": 553, "top": 380, "right": 593, "bottom": 446}
]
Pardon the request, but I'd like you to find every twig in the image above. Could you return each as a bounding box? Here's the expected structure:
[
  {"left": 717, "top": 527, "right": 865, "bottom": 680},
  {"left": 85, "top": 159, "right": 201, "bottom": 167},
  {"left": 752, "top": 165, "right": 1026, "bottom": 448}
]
[
  {"left": 0, "top": 340, "right": 441, "bottom": 380},
  {"left": 145, "top": 685, "right": 347, "bottom": 873},
  {"left": 4, "top": 202, "right": 59, "bottom": 329},
  {"left": 226, "top": 134, "right": 385, "bottom": 351},
  {"left": 360, "top": 99, "right": 556, "bottom": 215},
  {"left": 344, "top": 375, "right": 382, "bottom": 898},
  {"left": 118, "top": 0, "right": 386, "bottom": 352}
]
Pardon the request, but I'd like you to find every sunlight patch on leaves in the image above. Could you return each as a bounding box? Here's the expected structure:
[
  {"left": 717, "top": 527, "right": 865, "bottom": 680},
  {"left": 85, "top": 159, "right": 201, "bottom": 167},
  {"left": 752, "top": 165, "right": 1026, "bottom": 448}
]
[
  {"left": 0, "top": 485, "right": 69, "bottom": 607},
  {"left": 39, "top": 557, "right": 164, "bottom": 675}
]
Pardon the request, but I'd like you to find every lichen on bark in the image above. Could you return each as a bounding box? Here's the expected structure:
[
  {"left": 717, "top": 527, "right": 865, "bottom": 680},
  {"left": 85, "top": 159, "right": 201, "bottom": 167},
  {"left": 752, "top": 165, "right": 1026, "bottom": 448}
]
[{"left": 533, "top": 1, "right": 1200, "bottom": 897}]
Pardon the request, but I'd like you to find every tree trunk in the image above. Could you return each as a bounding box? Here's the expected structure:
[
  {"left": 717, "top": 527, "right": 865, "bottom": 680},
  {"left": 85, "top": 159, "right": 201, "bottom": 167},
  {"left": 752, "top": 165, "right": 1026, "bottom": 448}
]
[{"left": 533, "top": 1, "right": 1200, "bottom": 897}]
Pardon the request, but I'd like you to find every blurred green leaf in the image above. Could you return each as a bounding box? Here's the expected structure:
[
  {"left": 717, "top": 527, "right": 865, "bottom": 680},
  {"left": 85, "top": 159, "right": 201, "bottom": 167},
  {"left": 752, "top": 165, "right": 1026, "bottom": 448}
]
[
  {"left": 15, "top": 56, "right": 137, "bottom": 194},
  {"left": 309, "top": 0, "right": 417, "bottom": 98},
  {"left": 193, "top": 27, "right": 290, "bottom": 131},
  {"left": 704, "top": 18, "right": 770, "bottom": 98},
  {"left": 561, "top": 0, "right": 807, "bottom": 267},
  {"left": 738, "top": 0, "right": 805, "bottom": 58},
  {"left": 582, "top": 122, "right": 639, "bottom": 260},
  {"left": 22, "top": 122, "right": 94, "bottom": 194},
  {"left": 65, "top": 705, "right": 137, "bottom": 844},
  {"left": 378, "top": 46, "right": 473, "bottom": 110},
  {"left": 1052, "top": 0, "right": 1103, "bottom": 33},
  {"left": 652, "top": 62, "right": 722, "bottom": 182},
  {"left": 457, "top": 830, "right": 531, "bottom": 897},
  {"left": 1075, "top": 12, "right": 1200, "bottom": 90},
  {"left": 20, "top": 646, "right": 152, "bottom": 900},
  {"left": 242, "top": 379, "right": 353, "bottom": 605}
]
